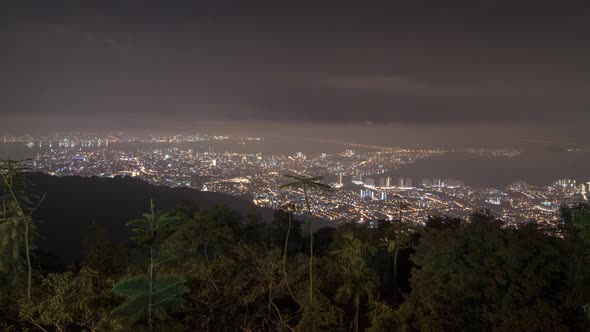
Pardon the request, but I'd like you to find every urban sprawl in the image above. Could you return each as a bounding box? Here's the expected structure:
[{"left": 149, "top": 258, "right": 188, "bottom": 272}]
[{"left": 2, "top": 133, "right": 588, "bottom": 226}]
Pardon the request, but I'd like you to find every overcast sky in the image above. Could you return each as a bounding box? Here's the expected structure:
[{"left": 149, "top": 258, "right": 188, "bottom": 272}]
[{"left": 1, "top": 1, "right": 589, "bottom": 144}]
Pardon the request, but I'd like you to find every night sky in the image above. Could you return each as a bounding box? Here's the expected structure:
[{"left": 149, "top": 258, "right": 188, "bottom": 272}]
[{"left": 1, "top": 1, "right": 589, "bottom": 144}]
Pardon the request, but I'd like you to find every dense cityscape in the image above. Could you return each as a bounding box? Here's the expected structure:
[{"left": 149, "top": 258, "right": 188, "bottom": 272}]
[{"left": 2, "top": 133, "right": 587, "bottom": 225}]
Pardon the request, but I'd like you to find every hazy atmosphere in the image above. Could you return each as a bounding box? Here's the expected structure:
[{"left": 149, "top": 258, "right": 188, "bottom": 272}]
[{"left": 2, "top": 1, "right": 589, "bottom": 145}]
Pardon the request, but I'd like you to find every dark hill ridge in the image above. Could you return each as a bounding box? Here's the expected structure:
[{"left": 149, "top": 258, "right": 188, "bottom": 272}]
[{"left": 25, "top": 173, "right": 274, "bottom": 262}]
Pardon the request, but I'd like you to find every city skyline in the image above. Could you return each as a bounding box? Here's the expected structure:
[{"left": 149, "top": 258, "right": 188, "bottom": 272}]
[{"left": 1, "top": 131, "right": 587, "bottom": 225}]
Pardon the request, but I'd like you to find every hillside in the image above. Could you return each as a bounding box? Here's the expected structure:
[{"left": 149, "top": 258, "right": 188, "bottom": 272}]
[{"left": 26, "top": 173, "right": 274, "bottom": 262}]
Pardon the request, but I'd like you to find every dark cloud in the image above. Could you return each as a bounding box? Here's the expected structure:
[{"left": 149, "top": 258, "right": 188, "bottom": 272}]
[{"left": 1, "top": 0, "right": 589, "bottom": 134}]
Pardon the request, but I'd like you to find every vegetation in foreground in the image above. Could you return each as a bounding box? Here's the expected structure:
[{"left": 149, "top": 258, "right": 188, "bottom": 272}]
[{"left": 1, "top": 160, "right": 589, "bottom": 331}]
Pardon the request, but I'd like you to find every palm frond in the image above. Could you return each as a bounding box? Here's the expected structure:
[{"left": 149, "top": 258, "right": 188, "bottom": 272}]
[
  {"left": 112, "top": 275, "right": 149, "bottom": 296},
  {"left": 111, "top": 292, "right": 151, "bottom": 322},
  {"left": 153, "top": 274, "right": 188, "bottom": 297},
  {"left": 126, "top": 218, "right": 150, "bottom": 229},
  {"left": 280, "top": 174, "right": 334, "bottom": 192}
]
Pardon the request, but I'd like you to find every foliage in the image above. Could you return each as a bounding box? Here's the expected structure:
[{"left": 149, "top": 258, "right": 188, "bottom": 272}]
[
  {"left": 0, "top": 160, "right": 38, "bottom": 299},
  {"left": 560, "top": 202, "right": 590, "bottom": 321},
  {"left": 396, "top": 211, "right": 583, "bottom": 331},
  {"left": 376, "top": 219, "right": 418, "bottom": 304},
  {"left": 280, "top": 174, "right": 334, "bottom": 307},
  {"left": 569, "top": 202, "right": 590, "bottom": 245},
  {"left": 161, "top": 206, "right": 305, "bottom": 330},
  {"left": 83, "top": 223, "right": 128, "bottom": 277},
  {"left": 367, "top": 300, "right": 397, "bottom": 332},
  {"left": 331, "top": 230, "right": 378, "bottom": 332},
  {"left": 19, "top": 268, "right": 123, "bottom": 331},
  {"left": 111, "top": 200, "right": 188, "bottom": 330},
  {"left": 111, "top": 274, "right": 188, "bottom": 325}
]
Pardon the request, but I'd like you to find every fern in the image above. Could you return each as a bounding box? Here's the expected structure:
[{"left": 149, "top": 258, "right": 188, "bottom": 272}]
[
  {"left": 112, "top": 275, "right": 188, "bottom": 322},
  {"left": 111, "top": 200, "right": 186, "bottom": 330}
]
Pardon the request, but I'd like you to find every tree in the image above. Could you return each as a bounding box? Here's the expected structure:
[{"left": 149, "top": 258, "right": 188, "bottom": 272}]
[
  {"left": 280, "top": 174, "right": 333, "bottom": 305},
  {"left": 19, "top": 268, "right": 123, "bottom": 332},
  {"left": 161, "top": 206, "right": 305, "bottom": 331},
  {"left": 392, "top": 195, "right": 410, "bottom": 222},
  {"left": 424, "top": 215, "right": 462, "bottom": 230},
  {"left": 111, "top": 200, "right": 188, "bottom": 331},
  {"left": 0, "top": 160, "right": 38, "bottom": 300},
  {"left": 332, "top": 230, "right": 377, "bottom": 332},
  {"left": 274, "top": 204, "right": 304, "bottom": 308},
  {"left": 82, "top": 223, "right": 127, "bottom": 276},
  {"left": 274, "top": 203, "right": 302, "bottom": 263},
  {"left": 163, "top": 206, "right": 241, "bottom": 262},
  {"left": 377, "top": 219, "right": 416, "bottom": 303},
  {"left": 560, "top": 202, "right": 590, "bottom": 321},
  {"left": 570, "top": 202, "right": 590, "bottom": 244},
  {"left": 397, "top": 212, "right": 573, "bottom": 331}
]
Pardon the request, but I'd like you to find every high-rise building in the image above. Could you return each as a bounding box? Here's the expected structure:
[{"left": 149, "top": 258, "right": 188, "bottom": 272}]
[
  {"left": 555, "top": 179, "right": 576, "bottom": 188},
  {"left": 338, "top": 173, "right": 343, "bottom": 185},
  {"left": 360, "top": 189, "right": 374, "bottom": 199},
  {"left": 444, "top": 179, "right": 465, "bottom": 188},
  {"left": 398, "top": 177, "right": 412, "bottom": 188},
  {"left": 418, "top": 199, "right": 431, "bottom": 208},
  {"left": 486, "top": 196, "right": 502, "bottom": 205},
  {"left": 421, "top": 178, "right": 433, "bottom": 187},
  {"left": 407, "top": 177, "right": 413, "bottom": 187},
  {"left": 352, "top": 171, "right": 363, "bottom": 184}
]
